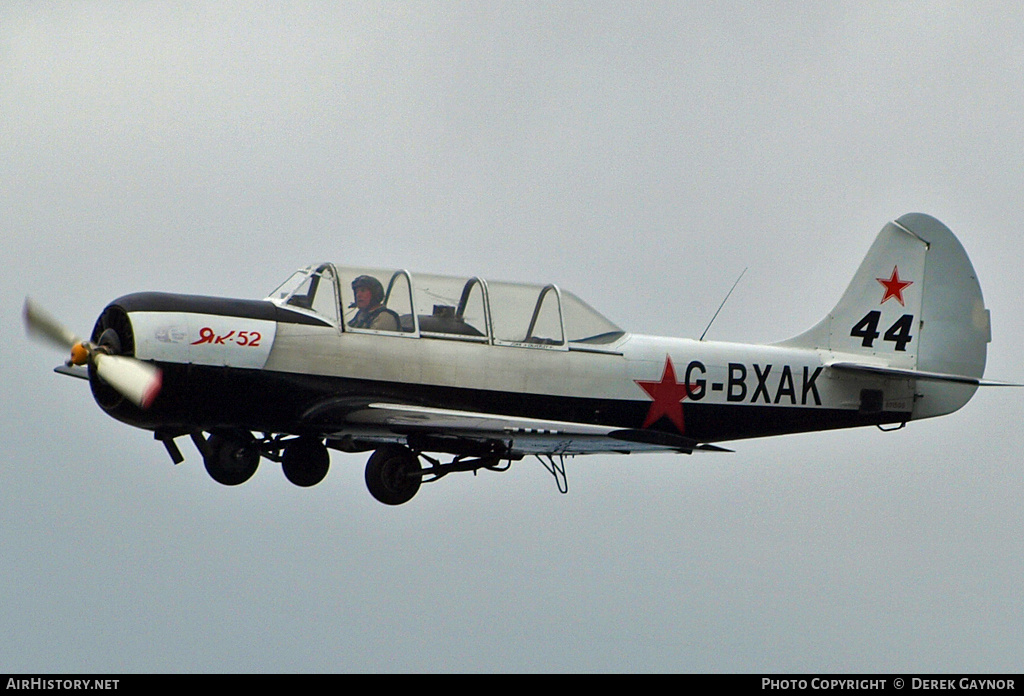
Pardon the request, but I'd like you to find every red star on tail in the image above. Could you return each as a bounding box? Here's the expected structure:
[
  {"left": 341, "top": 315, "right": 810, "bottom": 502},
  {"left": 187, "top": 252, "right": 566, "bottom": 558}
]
[
  {"left": 635, "top": 356, "right": 699, "bottom": 434},
  {"left": 876, "top": 266, "right": 913, "bottom": 306}
]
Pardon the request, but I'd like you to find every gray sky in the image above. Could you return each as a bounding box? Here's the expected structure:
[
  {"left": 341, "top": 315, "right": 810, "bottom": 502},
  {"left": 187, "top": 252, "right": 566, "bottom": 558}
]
[{"left": 3, "top": 2, "right": 1022, "bottom": 672}]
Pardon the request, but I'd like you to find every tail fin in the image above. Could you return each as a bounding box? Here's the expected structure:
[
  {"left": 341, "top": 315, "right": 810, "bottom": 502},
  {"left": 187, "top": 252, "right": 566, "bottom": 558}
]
[{"left": 779, "top": 213, "right": 991, "bottom": 418}]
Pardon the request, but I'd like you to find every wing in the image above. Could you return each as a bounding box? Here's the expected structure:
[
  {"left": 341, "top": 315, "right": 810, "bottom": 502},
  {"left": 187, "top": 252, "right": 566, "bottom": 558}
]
[
  {"left": 303, "top": 399, "right": 730, "bottom": 456},
  {"left": 54, "top": 364, "right": 90, "bottom": 380}
]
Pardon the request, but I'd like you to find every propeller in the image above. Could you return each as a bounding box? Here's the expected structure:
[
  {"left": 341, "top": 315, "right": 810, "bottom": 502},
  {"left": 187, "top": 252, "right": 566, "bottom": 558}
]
[{"left": 24, "top": 297, "right": 162, "bottom": 409}]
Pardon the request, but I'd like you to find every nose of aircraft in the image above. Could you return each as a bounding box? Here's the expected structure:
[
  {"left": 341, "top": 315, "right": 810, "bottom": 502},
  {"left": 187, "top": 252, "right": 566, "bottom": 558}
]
[
  {"left": 88, "top": 302, "right": 151, "bottom": 409},
  {"left": 23, "top": 297, "right": 162, "bottom": 410}
]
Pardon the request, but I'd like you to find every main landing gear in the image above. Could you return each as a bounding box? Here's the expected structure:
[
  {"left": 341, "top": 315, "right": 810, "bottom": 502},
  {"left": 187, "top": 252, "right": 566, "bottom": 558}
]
[
  {"left": 281, "top": 436, "right": 330, "bottom": 487},
  {"left": 364, "top": 445, "right": 422, "bottom": 506},
  {"left": 361, "top": 442, "right": 518, "bottom": 506}
]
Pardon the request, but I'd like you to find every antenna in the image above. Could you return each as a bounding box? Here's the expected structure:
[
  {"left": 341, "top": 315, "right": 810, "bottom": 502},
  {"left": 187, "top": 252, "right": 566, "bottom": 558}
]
[{"left": 699, "top": 267, "right": 747, "bottom": 341}]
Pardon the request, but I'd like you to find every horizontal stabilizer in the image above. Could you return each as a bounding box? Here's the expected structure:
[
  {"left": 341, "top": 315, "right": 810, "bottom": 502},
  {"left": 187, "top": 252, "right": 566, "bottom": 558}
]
[{"left": 828, "top": 361, "right": 1021, "bottom": 387}]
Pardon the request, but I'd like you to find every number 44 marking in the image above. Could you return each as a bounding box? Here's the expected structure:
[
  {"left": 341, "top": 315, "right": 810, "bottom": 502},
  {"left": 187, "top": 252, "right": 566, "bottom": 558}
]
[{"left": 851, "top": 311, "right": 915, "bottom": 352}]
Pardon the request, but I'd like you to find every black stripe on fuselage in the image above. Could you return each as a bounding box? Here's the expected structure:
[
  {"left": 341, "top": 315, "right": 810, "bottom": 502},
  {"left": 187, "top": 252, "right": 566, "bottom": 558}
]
[
  {"left": 110, "top": 292, "right": 331, "bottom": 326},
  {"left": 99, "top": 362, "right": 912, "bottom": 446}
]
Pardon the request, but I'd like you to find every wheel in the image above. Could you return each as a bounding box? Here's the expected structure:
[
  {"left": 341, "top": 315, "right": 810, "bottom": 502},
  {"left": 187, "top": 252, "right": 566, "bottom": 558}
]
[
  {"left": 365, "top": 445, "right": 422, "bottom": 505},
  {"left": 204, "top": 433, "right": 260, "bottom": 486},
  {"left": 282, "top": 437, "right": 330, "bottom": 487}
]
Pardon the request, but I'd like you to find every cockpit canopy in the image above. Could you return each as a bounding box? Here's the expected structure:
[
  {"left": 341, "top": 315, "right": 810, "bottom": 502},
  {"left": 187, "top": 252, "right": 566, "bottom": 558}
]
[{"left": 267, "top": 264, "right": 625, "bottom": 348}]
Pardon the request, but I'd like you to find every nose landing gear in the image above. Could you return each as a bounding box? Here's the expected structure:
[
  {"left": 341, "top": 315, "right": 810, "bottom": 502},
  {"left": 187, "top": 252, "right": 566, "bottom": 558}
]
[{"left": 192, "top": 431, "right": 261, "bottom": 486}]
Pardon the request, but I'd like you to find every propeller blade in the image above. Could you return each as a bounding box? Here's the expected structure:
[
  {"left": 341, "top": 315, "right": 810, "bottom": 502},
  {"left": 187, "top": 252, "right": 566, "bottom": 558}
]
[
  {"left": 23, "top": 297, "right": 81, "bottom": 350},
  {"left": 93, "top": 353, "right": 163, "bottom": 409}
]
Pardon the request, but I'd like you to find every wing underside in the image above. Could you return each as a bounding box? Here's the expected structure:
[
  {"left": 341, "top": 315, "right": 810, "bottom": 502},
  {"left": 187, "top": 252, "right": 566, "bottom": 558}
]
[{"left": 309, "top": 401, "right": 730, "bottom": 456}]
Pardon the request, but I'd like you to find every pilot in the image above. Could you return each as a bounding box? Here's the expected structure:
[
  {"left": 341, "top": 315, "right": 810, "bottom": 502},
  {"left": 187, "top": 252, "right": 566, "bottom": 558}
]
[{"left": 348, "top": 275, "right": 400, "bottom": 331}]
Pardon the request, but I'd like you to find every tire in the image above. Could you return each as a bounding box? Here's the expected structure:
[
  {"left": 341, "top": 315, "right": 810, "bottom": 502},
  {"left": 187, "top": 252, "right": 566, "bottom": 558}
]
[
  {"left": 365, "top": 445, "right": 422, "bottom": 505},
  {"left": 282, "top": 437, "right": 330, "bottom": 487},
  {"left": 204, "top": 433, "right": 260, "bottom": 486}
]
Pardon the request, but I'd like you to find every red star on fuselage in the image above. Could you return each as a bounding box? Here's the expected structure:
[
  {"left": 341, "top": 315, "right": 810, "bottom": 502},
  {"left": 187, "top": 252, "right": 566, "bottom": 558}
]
[
  {"left": 635, "top": 356, "right": 699, "bottom": 434},
  {"left": 876, "top": 265, "right": 913, "bottom": 306}
]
